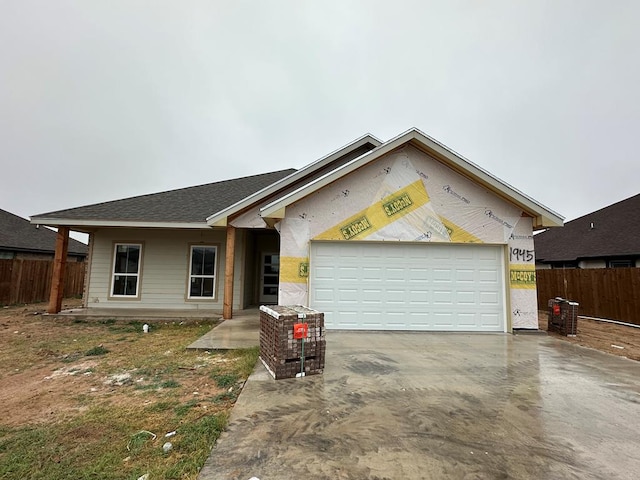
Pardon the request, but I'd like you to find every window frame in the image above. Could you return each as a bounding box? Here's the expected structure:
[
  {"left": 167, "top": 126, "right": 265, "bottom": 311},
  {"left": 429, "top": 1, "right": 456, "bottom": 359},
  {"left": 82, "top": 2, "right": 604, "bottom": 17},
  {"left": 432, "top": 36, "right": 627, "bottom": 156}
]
[
  {"left": 109, "top": 242, "right": 143, "bottom": 299},
  {"left": 187, "top": 244, "right": 218, "bottom": 300},
  {"left": 607, "top": 259, "right": 635, "bottom": 268}
]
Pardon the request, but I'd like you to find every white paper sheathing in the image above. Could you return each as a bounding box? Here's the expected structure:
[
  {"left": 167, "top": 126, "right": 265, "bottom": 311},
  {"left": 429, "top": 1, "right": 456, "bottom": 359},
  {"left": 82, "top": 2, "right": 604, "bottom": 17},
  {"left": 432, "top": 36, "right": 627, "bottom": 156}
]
[
  {"left": 230, "top": 206, "right": 269, "bottom": 228},
  {"left": 278, "top": 144, "right": 539, "bottom": 329}
]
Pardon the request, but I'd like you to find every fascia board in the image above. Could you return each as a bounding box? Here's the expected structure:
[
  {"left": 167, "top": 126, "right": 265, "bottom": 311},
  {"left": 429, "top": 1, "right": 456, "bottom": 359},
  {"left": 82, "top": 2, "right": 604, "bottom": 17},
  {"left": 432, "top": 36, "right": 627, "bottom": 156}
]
[
  {"left": 205, "top": 133, "right": 382, "bottom": 225},
  {"left": 29, "top": 218, "right": 214, "bottom": 230},
  {"left": 261, "top": 128, "right": 564, "bottom": 227}
]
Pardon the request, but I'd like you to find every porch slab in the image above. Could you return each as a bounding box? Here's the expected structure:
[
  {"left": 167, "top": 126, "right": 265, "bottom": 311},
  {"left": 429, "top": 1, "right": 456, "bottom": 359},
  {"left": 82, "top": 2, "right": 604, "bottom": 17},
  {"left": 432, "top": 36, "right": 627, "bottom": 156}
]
[
  {"left": 47, "top": 307, "right": 221, "bottom": 322},
  {"left": 187, "top": 309, "right": 260, "bottom": 350}
]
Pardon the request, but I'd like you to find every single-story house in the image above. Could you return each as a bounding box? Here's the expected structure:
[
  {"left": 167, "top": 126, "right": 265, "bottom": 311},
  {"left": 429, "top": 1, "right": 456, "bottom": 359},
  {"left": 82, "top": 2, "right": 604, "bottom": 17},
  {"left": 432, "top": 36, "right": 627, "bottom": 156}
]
[
  {"left": 535, "top": 193, "right": 640, "bottom": 269},
  {"left": 32, "top": 128, "right": 563, "bottom": 331},
  {"left": 1, "top": 208, "right": 87, "bottom": 261}
]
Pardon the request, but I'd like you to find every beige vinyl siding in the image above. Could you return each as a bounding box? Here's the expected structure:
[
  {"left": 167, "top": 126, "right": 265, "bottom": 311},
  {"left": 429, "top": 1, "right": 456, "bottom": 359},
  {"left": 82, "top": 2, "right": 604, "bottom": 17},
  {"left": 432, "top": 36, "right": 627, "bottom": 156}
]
[{"left": 87, "top": 228, "right": 244, "bottom": 310}]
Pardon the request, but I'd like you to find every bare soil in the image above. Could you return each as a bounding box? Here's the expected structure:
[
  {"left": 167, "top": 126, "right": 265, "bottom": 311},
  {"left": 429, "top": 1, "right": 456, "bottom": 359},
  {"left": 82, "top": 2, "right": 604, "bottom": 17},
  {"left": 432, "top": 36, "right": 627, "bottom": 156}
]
[
  {"left": 539, "top": 311, "right": 640, "bottom": 362},
  {"left": 2, "top": 301, "right": 640, "bottom": 428},
  {"left": 0, "top": 299, "right": 234, "bottom": 428}
]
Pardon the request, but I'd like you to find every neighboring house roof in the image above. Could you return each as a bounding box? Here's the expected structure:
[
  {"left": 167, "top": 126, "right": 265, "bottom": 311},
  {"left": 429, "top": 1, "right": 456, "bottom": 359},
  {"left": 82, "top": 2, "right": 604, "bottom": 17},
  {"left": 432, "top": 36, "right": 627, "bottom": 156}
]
[
  {"left": 534, "top": 193, "right": 640, "bottom": 263},
  {"left": 0, "top": 209, "right": 88, "bottom": 256},
  {"left": 261, "top": 128, "right": 564, "bottom": 229}
]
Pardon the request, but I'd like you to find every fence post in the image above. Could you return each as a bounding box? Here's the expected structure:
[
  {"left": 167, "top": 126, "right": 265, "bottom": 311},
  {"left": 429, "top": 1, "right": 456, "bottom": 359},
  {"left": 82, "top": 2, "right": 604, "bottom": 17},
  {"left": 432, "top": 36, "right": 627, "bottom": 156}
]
[{"left": 9, "top": 259, "right": 23, "bottom": 305}]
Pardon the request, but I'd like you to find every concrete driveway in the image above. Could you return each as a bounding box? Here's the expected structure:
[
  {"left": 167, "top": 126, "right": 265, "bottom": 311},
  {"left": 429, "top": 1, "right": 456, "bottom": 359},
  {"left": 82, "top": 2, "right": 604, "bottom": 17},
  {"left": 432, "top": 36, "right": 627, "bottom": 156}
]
[{"left": 199, "top": 332, "right": 640, "bottom": 480}]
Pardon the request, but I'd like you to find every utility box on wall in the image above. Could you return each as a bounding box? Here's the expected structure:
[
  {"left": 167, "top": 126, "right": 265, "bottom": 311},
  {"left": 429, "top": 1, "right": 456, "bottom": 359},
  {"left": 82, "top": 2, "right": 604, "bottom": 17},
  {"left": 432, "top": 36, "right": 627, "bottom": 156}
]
[{"left": 259, "top": 305, "right": 325, "bottom": 380}]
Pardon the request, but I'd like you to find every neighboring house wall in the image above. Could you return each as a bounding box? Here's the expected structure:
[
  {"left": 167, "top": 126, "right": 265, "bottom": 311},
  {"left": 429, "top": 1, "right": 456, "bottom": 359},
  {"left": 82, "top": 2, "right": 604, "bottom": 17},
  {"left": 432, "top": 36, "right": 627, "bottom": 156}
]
[
  {"left": 579, "top": 259, "right": 607, "bottom": 269},
  {"left": 0, "top": 250, "right": 84, "bottom": 261},
  {"left": 86, "top": 228, "right": 244, "bottom": 311},
  {"left": 277, "top": 144, "right": 539, "bottom": 329}
]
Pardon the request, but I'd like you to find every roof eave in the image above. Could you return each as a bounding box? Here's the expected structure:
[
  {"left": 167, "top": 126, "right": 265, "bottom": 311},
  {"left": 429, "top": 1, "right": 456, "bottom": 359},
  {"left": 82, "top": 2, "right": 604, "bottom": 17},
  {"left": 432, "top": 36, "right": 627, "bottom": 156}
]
[
  {"left": 29, "top": 217, "right": 213, "bottom": 230},
  {"left": 206, "top": 133, "right": 382, "bottom": 226}
]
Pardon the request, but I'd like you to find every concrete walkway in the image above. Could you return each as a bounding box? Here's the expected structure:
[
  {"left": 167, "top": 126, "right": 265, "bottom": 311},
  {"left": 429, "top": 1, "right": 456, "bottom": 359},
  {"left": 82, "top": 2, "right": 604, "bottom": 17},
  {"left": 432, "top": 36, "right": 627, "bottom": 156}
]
[
  {"left": 199, "top": 332, "right": 640, "bottom": 479},
  {"left": 187, "top": 309, "right": 260, "bottom": 350}
]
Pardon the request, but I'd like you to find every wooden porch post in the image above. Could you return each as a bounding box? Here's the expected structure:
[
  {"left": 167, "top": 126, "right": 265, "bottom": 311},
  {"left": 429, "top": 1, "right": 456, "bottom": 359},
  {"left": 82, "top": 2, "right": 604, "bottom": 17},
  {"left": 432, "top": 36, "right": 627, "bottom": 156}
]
[
  {"left": 223, "top": 225, "right": 236, "bottom": 319},
  {"left": 47, "top": 226, "right": 69, "bottom": 314}
]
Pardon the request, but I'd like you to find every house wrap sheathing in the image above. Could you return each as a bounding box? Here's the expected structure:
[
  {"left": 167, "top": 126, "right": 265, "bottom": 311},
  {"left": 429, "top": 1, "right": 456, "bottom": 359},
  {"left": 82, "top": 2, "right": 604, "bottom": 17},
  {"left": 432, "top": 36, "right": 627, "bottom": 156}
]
[{"left": 274, "top": 145, "right": 538, "bottom": 329}]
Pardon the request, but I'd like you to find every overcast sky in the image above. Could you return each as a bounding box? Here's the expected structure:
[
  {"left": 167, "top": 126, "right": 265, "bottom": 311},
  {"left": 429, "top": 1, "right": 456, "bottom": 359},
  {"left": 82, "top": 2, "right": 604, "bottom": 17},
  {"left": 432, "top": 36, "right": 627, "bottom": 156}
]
[{"left": 1, "top": 1, "right": 638, "bottom": 243}]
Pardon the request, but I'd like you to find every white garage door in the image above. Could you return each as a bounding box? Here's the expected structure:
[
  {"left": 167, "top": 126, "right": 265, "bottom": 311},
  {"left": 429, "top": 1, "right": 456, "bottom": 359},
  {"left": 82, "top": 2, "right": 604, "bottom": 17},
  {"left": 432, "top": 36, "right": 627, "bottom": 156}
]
[{"left": 309, "top": 242, "right": 506, "bottom": 332}]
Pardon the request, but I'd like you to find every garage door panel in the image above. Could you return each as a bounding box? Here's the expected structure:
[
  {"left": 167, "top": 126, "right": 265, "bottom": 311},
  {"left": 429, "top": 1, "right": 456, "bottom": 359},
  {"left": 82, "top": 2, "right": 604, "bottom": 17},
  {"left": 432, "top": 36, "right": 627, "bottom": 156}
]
[
  {"left": 478, "top": 269, "right": 499, "bottom": 283},
  {"left": 456, "top": 269, "right": 475, "bottom": 282},
  {"left": 481, "top": 313, "right": 501, "bottom": 327},
  {"left": 361, "top": 289, "right": 383, "bottom": 304},
  {"left": 433, "top": 312, "right": 454, "bottom": 327},
  {"left": 408, "top": 289, "right": 429, "bottom": 305},
  {"left": 360, "top": 267, "right": 380, "bottom": 281},
  {"left": 313, "top": 288, "right": 335, "bottom": 302},
  {"left": 433, "top": 290, "right": 453, "bottom": 305},
  {"left": 456, "top": 290, "right": 476, "bottom": 304},
  {"left": 479, "top": 291, "right": 499, "bottom": 305},
  {"left": 310, "top": 242, "right": 505, "bottom": 332},
  {"left": 457, "top": 312, "right": 479, "bottom": 327}
]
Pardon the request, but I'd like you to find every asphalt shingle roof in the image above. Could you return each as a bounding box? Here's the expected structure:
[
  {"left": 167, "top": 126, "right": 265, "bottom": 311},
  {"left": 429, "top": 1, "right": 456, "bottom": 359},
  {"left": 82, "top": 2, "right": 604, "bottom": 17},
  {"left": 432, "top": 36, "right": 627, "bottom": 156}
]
[
  {"left": 0, "top": 209, "right": 88, "bottom": 255},
  {"left": 534, "top": 193, "right": 640, "bottom": 262},
  {"left": 33, "top": 169, "right": 296, "bottom": 223}
]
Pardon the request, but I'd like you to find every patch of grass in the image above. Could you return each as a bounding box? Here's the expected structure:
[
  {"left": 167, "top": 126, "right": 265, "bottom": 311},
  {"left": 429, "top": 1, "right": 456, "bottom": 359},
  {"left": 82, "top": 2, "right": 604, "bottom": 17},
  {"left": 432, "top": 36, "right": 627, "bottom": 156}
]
[
  {"left": 160, "top": 379, "right": 180, "bottom": 389},
  {"left": 134, "top": 382, "right": 159, "bottom": 391},
  {"left": 161, "top": 413, "right": 228, "bottom": 478},
  {"left": 85, "top": 345, "right": 110, "bottom": 356},
  {"left": 210, "top": 372, "right": 238, "bottom": 388},
  {"left": 0, "top": 300, "right": 257, "bottom": 479},
  {"left": 174, "top": 399, "right": 199, "bottom": 417},
  {"left": 211, "top": 391, "right": 237, "bottom": 404},
  {"left": 145, "top": 401, "right": 177, "bottom": 414},
  {"left": 98, "top": 318, "right": 116, "bottom": 325},
  {"left": 229, "top": 346, "right": 260, "bottom": 378}
]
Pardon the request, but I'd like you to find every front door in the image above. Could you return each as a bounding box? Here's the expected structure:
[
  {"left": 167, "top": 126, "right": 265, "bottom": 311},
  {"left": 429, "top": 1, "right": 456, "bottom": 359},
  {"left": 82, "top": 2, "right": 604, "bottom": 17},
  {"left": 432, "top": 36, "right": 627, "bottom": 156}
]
[{"left": 259, "top": 252, "right": 279, "bottom": 304}]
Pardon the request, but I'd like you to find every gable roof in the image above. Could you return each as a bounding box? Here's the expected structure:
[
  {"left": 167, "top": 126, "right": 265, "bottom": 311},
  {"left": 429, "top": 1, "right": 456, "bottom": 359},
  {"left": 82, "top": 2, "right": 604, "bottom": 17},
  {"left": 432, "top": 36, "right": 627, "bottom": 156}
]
[
  {"left": 30, "top": 134, "right": 382, "bottom": 230},
  {"left": 30, "top": 169, "right": 297, "bottom": 229},
  {"left": 206, "top": 134, "right": 381, "bottom": 226},
  {"left": 534, "top": 193, "right": 640, "bottom": 263},
  {"left": 260, "top": 128, "right": 564, "bottom": 229},
  {"left": 30, "top": 128, "right": 561, "bottom": 231},
  {"left": 0, "top": 209, "right": 88, "bottom": 256}
]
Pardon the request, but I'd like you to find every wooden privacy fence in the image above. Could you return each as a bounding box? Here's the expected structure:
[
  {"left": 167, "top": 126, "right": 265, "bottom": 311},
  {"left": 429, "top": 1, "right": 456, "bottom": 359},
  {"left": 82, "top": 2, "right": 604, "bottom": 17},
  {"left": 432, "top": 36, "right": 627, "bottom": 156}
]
[
  {"left": 0, "top": 259, "right": 85, "bottom": 305},
  {"left": 536, "top": 268, "right": 640, "bottom": 325}
]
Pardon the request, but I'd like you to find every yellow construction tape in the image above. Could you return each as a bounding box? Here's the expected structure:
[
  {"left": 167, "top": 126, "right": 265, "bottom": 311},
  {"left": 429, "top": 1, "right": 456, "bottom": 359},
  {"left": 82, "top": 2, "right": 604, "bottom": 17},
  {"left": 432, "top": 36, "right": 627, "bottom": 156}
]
[
  {"left": 280, "top": 256, "right": 309, "bottom": 284},
  {"left": 314, "top": 180, "right": 430, "bottom": 241},
  {"left": 509, "top": 264, "right": 536, "bottom": 289},
  {"left": 440, "top": 216, "right": 484, "bottom": 244}
]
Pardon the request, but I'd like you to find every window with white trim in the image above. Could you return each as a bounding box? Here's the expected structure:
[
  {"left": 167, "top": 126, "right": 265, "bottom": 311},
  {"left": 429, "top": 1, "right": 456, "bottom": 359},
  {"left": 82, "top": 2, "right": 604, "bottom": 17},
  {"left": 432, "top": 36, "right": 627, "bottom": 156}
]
[
  {"left": 111, "top": 244, "right": 142, "bottom": 296},
  {"left": 189, "top": 245, "right": 217, "bottom": 298}
]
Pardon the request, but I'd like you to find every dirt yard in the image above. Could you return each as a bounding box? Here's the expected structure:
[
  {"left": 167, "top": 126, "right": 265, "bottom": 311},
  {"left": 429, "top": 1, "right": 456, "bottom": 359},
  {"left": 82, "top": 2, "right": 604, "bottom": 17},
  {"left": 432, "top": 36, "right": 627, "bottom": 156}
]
[
  {"left": 1, "top": 301, "right": 638, "bottom": 428},
  {"left": 539, "top": 311, "right": 640, "bottom": 362},
  {"left": 0, "top": 299, "right": 232, "bottom": 427},
  {"left": 0, "top": 299, "right": 262, "bottom": 479}
]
